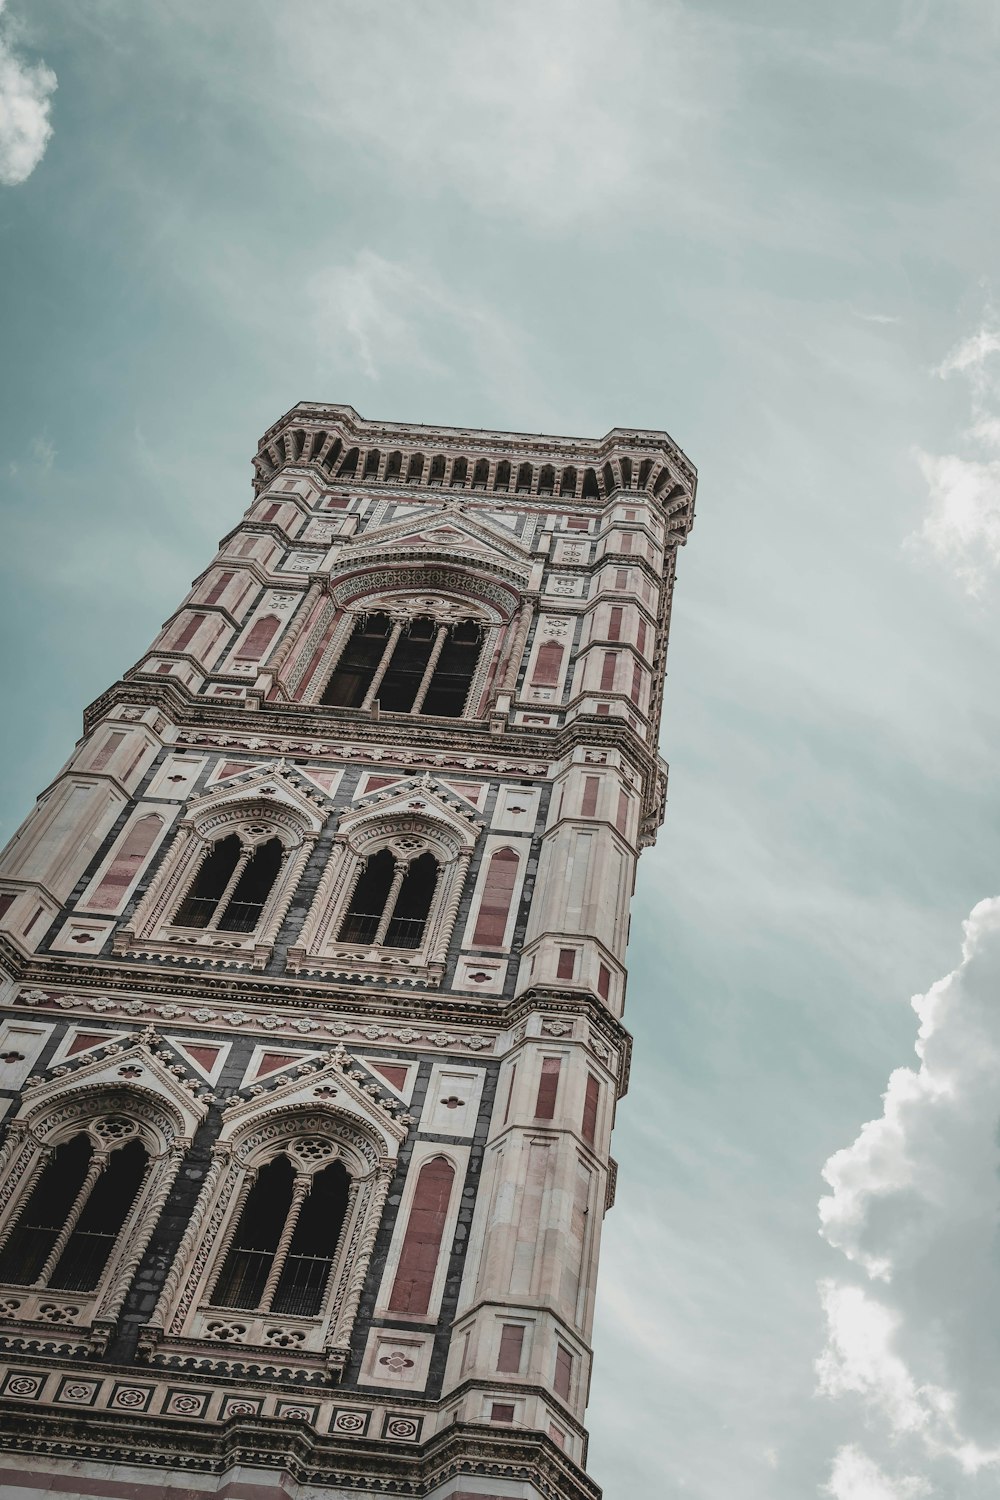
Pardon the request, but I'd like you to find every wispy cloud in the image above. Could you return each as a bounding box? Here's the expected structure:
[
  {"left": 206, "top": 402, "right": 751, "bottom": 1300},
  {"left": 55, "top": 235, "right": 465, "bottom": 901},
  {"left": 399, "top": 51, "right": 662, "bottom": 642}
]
[
  {"left": 913, "top": 314, "right": 1000, "bottom": 593},
  {"left": 0, "top": 0, "right": 56, "bottom": 186},
  {"left": 818, "top": 896, "right": 1000, "bottom": 1490},
  {"left": 824, "top": 1444, "right": 930, "bottom": 1500}
]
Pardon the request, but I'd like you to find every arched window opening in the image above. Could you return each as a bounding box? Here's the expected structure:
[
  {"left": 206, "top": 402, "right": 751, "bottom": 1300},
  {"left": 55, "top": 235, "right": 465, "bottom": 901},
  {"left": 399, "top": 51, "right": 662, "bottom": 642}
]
[
  {"left": 217, "top": 837, "right": 283, "bottom": 932},
  {"left": 638, "top": 458, "right": 654, "bottom": 488},
  {"left": 581, "top": 467, "right": 600, "bottom": 499},
  {"left": 377, "top": 618, "right": 437, "bottom": 713},
  {"left": 386, "top": 450, "right": 403, "bottom": 479},
  {"left": 385, "top": 851, "right": 438, "bottom": 948},
  {"left": 174, "top": 834, "right": 242, "bottom": 928},
  {"left": 338, "top": 447, "right": 359, "bottom": 479},
  {"left": 538, "top": 465, "right": 555, "bottom": 496},
  {"left": 602, "top": 462, "right": 616, "bottom": 498},
  {"left": 388, "top": 1157, "right": 455, "bottom": 1316},
  {"left": 213, "top": 1151, "right": 351, "bottom": 1316},
  {"left": 50, "top": 1138, "right": 147, "bottom": 1292},
  {"left": 652, "top": 466, "right": 671, "bottom": 496},
  {"left": 0, "top": 1132, "right": 149, "bottom": 1293},
  {"left": 320, "top": 437, "right": 343, "bottom": 473},
  {"left": 472, "top": 459, "right": 489, "bottom": 489},
  {"left": 338, "top": 847, "right": 438, "bottom": 950},
  {"left": 472, "top": 847, "right": 519, "bottom": 947},
  {"left": 236, "top": 615, "right": 280, "bottom": 661},
  {"left": 619, "top": 456, "right": 633, "bottom": 488},
  {"left": 290, "top": 429, "right": 306, "bottom": 461},
  {"left": 428, "top": 455, "right": 446, "bottom": 486},
  {"left": 421, "top": 619, "right": 482, "bottom": 717},
  {"left": 494, "top": 460, "right": 511, "bottom": 492},
  {"left": 450, "top": 457, "right": 468, "bottom": 488},
  {"left": 406, "top": 453, "right": 425, "bottom": 483},
  {"left": 516, "top": 462, "right": 533, "bottom": 493},
  {"left": 321, "top": 613, "right": 393, "bottom": 708},
  {"left": 559, "top": 466, "right": 577, "bottom": 497},
  {"left": 338, "top": 848, "right": 395, "bottom": 945},
  {"left": 362, "top": 448, "right": 380, "bottom": 480},
  {"left": 0, "top": 1134, "right": 92, "bottom": 1286}
]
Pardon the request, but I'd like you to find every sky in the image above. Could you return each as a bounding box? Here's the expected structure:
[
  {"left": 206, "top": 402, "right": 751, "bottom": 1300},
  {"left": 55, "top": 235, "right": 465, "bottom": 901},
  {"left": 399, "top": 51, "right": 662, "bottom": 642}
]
[{"left": 3, "top": 2, "right": 1000, "bottom": 1496}]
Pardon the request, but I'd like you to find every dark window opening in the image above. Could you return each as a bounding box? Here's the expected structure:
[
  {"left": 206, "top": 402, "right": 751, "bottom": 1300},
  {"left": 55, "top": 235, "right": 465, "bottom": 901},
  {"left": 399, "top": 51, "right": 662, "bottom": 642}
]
[
  {"left": 472, "top": 459, "right": 489, "bottom": 489},
  {"left": 362, "top": 448, "right": 380, "bottom": 479},
  {"left": 559, "top": 466, "right": 577, "bottom": 497},
  {"left": 602, "top": 462, "right": 616, "bottom": 497},
  {"left": 337, "top": 447, "right": 359, "bottom": 478},
  {"left": 338, "top": 848, "right": 395, "bottom": 946},
  {"left": 384, "top": 851, "right": 437, "bottom": 948},
  {"left": 272, "top": 1159, "right": 350, "bottom": 1316},
  {"left": 174, "top": 834, "right": 242, "bottom": 928},
  {"left": 217, "top": 837, "right": 283, "bottom": 932},
  {"left": 421, "top": 620, "right": 482, "bottom": 717},
  {"left": 0, "top": 1134, "right": 93, "bottom": 1286},
  {"left": 638, "top": 458, "right": 654, "bottom": 488},
  {"left": 494, "top": 460, "right": 511, "bottom": 492},
  {"left": 428, "top": 455, "right": 446, "bottom": 486},
  {"left": 386, "top": 450, "right": 402, "bottom": 479},
  {"left": 213, "top": 1154, "right": 292, "bottom": 1309},
  {"left": 49, "top": 1137, "right": 147, "bottom": 1292},
  {"left": 406, "top": 453, "right": 425, "bottom": 482},
  {"left": 320, "top": 613, "right": 392, "bottom": 708},
  {"left": 515, "top": 462, "right": 532, "bottom": 493},
  {"left": 538, "top": 465, "right": 555, "bottom": 496},
  {"left": 582, "top": 467, "right": 600, "bottom": 499},
  {"left": 377, "top": 618, "right": 436, "bottom": 713},
  {"left": 450, "top": 457, "right": 468, "bottom": 487},
  {"left": 620, "top": 456, "right": 633, "bottom": 488}
]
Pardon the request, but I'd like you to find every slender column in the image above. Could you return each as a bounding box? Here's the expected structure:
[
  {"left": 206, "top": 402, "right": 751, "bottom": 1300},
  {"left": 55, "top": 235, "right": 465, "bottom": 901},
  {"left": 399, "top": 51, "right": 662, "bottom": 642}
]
[
  {"left": 361, "top": 621, "right": 403, "bottom": 710},
  {"left": 373, "top": 861, "right": 408, "bottom": 947},
  {"left": 0, "top": 1141, "right": 49, "bottom": 1252},
  {"left": 204, "top": 1167, "right": 257, "bottom": 1311},
  {"left": 35, "top": 1152, "right": 107, "bottom": 1287},
  {"left": 205, "top": 847, "right": 251, "bottom": 931},
  {"left": 500, "top": 599, "right": 535, "bottom": 694},
  {"left": 268, "top": 577, "right": 323, "bottom": 676},
  {"left": 410, "top": 625, "right": 449, "bottom": 715},
  {"left": 259, "top": 1172, "right": 312, "bottom": 1311}
]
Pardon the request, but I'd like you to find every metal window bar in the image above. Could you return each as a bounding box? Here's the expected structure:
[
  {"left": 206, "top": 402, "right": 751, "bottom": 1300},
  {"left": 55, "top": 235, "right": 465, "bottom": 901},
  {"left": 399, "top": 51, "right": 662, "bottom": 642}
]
[{"left": 271, "top": 1253, "right": 334, "bottom": 1317}]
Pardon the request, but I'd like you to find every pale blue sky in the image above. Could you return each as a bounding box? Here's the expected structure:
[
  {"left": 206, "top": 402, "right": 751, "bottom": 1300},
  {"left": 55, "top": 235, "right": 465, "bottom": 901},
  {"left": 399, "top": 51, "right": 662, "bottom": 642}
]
[{"left": 3, "top": 4, "right": 1000, "bottom": 1497}]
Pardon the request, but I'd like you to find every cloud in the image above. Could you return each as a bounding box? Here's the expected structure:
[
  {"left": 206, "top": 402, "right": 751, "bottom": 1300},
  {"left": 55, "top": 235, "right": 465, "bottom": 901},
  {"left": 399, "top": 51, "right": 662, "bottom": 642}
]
[
  {"left": 817, "top": 897, "right": 1000, "bottom": 1487},
  {"left": 825, "top": 1445, "right": 930, "bottom": 1500},
  {"left": 0, "top": 0, "right": 56, "bottom": 186},
  {"left": 913, "top": 315, "right": 1000, "bottom": 593}
]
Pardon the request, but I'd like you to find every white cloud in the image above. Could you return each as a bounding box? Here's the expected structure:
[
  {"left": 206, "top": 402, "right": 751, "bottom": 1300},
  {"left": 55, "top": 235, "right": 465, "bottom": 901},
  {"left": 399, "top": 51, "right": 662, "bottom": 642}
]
[
  {"left": 817, "top": 897, "right": 1000, "bottom": 1486},
  {"left": 914, "top": 316, "right": 1000, "bottom": 593},
  {"left": 825, "top": 1445, "right": 930, "bottom": 1500},
  {"left": 0, "top": 0, "right": 56, "bottom": 186}
]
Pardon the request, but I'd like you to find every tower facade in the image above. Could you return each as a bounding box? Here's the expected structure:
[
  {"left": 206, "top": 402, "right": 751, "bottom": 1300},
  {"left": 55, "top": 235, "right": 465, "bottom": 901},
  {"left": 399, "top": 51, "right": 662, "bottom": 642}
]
[{"left": 0, "top": 406, "right": 695, "bottom": 1500}]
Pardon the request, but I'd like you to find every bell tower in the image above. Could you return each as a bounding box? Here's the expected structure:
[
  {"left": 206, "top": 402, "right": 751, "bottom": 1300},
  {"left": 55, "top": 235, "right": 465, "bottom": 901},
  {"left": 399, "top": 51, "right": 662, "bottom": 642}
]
[{"left": 0, "top": 404, "right": 696, "bottom": 1500}]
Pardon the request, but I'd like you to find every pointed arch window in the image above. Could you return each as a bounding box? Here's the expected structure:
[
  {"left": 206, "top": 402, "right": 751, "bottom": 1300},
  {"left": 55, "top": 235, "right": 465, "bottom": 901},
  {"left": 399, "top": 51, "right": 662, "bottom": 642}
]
[
  {"left": 85, "top": 812, "right": 164, "bottom": 910},
  {"left": 212, "top": 1148, "right": 351, "bottom": 1317},
  {"left": 472, "top": 846, "right": 519, "bottom": 947},
  {"left": 0, "top": 1130, "right": 148, "bottom": 1293},
  {"left": 173, "top": 833, "right": 284, "bottom": 932},
  {"left": 388, "top": 1156, "right": 455, "bottom": 1316},
  {"left": 337, "top": 848, "right": 438, "bottom": 949},
  {"left": 321, "top": 612, "right": 483, "bottom": 717}
]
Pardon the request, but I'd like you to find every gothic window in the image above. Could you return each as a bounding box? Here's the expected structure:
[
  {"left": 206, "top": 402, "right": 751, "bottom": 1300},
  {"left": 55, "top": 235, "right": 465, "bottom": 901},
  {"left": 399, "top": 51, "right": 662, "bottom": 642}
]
[
  {"left": 450, "top": 456, "right": 468, "bottom": 487},
  {"left": 472, "top": 458, "right": 489, "bottom": 489},
  {"left": 516, "top": 462, "right": 533, "bottom": 492},
  {"left": 602, "top": 462, "right": 616, "bottom": 497},
  {"left": 337, "top": 848, "right": 438, "bottom": 950},
  {"left": 337, "top": 447, "right": 359, "bottom": 478},
  {"left": 406, "top": 453, "right": 424, "bottom": 482},
  {"left": 320, "top": 613, "right": 483, "bottom": 718},
  {"left": 582, "top": 467, "right": 600, "bottom": 498},
  {"left": 560, "top": 466, "right": 577, "bottom": 497},
  {"left": 0, "top": 1130, "right": 148, "bottom": 1292},
  {"left": 386, "top": 450, "right": 402, "bottom": 478},
  {"left": 84, "top": 812, "right": 164, "bottom": 910},
  {"left": 538, "top": 465, "right": 555, "bottom": 495},
  {"left": 494, "top": 459, "right": 511, "bottom": 492},
  {"left": 211, "top": 1148, "right": 351, "bottom": 1317},
  {"left": 620, "top": 456, "right": 633, "bottom": 488},
  {"left": 362, "top": 448, "right": 380, "bottom": 479},
  {"left": 173, "top": 833, "right": 284, "bottom": 932}
]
